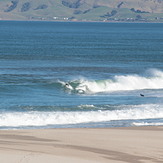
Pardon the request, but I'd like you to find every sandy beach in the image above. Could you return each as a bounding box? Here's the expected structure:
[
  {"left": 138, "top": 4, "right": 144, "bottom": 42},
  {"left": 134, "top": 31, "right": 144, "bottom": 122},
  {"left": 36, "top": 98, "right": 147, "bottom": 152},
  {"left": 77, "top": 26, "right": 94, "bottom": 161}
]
[{"left": 0, "top": 126, "right": 162, "bottom": 163}]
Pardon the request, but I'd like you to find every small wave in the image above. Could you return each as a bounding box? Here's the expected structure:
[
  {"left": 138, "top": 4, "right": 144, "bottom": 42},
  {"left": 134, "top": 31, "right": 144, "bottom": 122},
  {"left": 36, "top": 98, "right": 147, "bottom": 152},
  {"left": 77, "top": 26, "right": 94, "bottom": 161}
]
[
  {"left": 60, "top": 69, "right": 163, "bottom": 94},
  {"left": 0, "top": 104, "right": 162, "bottom": 128}
]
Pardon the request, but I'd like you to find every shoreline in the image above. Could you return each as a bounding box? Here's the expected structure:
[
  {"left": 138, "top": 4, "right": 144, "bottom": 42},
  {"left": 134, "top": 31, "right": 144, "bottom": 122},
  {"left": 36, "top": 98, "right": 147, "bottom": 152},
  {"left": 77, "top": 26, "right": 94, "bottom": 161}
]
[
  {"left": 0, "top": 126, "right": 163, "bottom": 163},
  {"left": 0, "top": 19, "right": 163, "bottom": 23}
]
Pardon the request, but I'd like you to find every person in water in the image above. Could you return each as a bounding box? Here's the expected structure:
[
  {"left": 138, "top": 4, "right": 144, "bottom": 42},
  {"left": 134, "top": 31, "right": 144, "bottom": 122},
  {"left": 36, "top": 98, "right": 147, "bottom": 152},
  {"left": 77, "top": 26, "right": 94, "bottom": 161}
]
[
  {"left": 65, "top": 83, "right": 73, "bottom": 90},
  {"left": 140, "top": 94, "right": 144, "bottom": 97},
  {"left": 65, "top": 83, "right": 69, "bottom": 87}
]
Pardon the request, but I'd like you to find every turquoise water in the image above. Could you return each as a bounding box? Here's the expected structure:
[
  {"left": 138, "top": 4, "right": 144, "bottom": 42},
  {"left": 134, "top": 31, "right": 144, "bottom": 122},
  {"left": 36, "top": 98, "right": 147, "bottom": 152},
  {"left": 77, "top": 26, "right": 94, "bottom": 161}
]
[{"left": 0, "top": 21, "right": 163, "bottom": 129}]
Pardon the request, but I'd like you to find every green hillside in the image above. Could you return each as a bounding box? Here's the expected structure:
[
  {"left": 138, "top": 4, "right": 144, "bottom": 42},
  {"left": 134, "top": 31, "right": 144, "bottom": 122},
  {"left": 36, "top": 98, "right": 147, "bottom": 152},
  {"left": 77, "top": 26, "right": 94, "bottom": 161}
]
[{"left": 0, "top": 0, "right": 163, "bottom": 22}]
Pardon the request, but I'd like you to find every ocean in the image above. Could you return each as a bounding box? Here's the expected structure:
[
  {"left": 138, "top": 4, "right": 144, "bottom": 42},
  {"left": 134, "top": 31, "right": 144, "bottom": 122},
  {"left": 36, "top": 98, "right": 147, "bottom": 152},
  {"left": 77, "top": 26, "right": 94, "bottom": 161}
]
[{"left": 0, "top": 21, "right": 163, "bottom": 129}]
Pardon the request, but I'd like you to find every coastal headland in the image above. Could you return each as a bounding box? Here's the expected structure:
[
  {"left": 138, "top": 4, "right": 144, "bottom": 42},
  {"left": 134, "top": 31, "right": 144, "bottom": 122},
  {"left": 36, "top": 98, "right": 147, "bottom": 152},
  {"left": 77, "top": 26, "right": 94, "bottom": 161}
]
[{"left": 0, "top": 0, "right": 163, "bottom": 22}]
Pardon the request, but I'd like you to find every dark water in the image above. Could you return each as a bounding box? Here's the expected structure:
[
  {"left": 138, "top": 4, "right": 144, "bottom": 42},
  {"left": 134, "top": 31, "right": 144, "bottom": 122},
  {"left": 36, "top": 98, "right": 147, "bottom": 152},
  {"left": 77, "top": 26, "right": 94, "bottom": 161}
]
[{"left": 0, "top": 21, "right": 163, "bottom": 129}]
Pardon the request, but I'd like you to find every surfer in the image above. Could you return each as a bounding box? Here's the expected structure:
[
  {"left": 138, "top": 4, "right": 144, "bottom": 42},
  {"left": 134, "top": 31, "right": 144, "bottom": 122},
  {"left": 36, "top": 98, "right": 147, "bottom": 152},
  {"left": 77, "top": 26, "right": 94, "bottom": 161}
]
[
  {"left": 64, "top": 83, "right": 73, "bottom": 90},
  {"left": 140, "top": 94, "right": 144, "bottom": 97},
  {"left": 65, "top": 83, "right": 69, "bottom": 87}
]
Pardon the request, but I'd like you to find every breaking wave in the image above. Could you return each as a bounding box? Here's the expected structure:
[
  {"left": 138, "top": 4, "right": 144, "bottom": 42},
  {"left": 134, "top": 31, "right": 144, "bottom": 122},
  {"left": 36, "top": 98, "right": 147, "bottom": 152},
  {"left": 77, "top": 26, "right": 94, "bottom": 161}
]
[
  {"left": 0, "top": 104, "right": 162, "bottom": 128},
  {"left": 59, "top": 69, "right": 163, "bottom": 94}
]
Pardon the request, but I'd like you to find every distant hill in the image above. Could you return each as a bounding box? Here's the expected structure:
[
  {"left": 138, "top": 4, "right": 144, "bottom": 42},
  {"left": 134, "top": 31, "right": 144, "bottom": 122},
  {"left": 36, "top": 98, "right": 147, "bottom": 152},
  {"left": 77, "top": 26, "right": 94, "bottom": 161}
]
[{"left": 0, "top": 0, "right": 163, "bottom": 22}]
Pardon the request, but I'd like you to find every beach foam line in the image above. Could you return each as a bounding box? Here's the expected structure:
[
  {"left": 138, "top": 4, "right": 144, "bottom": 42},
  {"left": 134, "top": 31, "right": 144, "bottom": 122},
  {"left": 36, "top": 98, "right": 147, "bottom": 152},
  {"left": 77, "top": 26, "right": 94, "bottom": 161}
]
[
  {"left": 133, "top": 122, "right": 163, "bottom": 126},
  {"left": 0, "top": 104, "right": 162, "bottom": 128}
]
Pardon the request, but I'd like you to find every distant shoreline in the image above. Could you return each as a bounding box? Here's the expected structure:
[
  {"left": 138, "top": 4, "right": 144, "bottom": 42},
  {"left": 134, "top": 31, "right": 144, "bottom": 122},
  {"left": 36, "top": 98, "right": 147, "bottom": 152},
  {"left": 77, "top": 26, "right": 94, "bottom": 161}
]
[{"left": 0, "top": 19, "right": 163, "bottom": 23}]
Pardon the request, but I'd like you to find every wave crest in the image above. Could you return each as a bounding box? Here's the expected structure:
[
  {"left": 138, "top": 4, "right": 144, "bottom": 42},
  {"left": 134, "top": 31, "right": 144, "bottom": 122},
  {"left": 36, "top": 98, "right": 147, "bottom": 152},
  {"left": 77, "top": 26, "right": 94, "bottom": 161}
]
[{"left": 60, "top": 69, "right": 163, "bottom": 94}]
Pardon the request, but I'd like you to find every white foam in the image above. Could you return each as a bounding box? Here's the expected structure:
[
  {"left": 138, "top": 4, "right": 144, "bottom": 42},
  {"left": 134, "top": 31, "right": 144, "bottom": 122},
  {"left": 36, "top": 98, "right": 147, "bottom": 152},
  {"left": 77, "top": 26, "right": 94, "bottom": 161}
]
[
  {"left": 0, "top": 104, "right": 162, "bottom": 128},
  {"left": 133, "top": 122, "right": 163, "bottom": 126},
  {"left": 73, "top": 69, "right": 163, "bottom": 94}
]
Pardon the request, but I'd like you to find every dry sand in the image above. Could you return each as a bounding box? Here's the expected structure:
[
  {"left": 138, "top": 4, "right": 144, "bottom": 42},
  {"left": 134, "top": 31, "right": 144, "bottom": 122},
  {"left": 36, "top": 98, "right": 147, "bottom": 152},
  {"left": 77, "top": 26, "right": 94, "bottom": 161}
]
[{"left": 0, "top": 126, "right": 163, "bottom": 163}]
